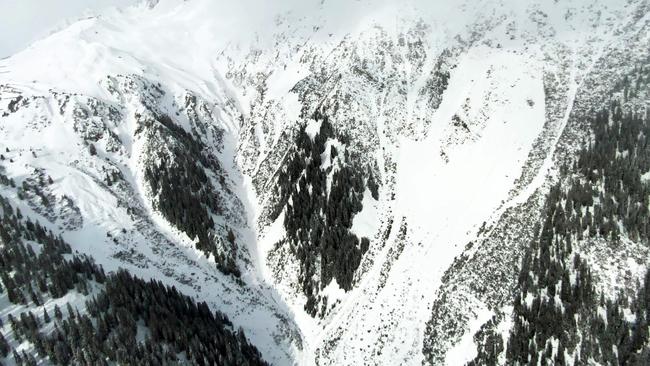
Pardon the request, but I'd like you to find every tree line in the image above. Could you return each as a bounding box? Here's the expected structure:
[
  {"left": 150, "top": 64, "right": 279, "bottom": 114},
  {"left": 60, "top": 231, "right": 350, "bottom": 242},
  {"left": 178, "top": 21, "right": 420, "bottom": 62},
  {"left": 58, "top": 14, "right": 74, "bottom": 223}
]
[
  {"left": 143, "top": 114, "right": 240, "bottom": 277},
  {"left": 471, "top": 103, "right": 650, "bottom": 365},
  {"left": 0, "top": 193, "right": 266, "bottom": 365},
  {"left": 273, "top": 111, "right": 372, "bottom": 316}
]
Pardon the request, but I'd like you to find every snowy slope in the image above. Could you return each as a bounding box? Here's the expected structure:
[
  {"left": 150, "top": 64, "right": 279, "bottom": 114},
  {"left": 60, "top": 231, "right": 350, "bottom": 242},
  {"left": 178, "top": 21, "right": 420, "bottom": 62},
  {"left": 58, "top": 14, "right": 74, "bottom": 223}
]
[
  {"left": 0, "top": 77, "right": 304, "bottom": 364},
  {"left": 1, "top": 0, "right": 649, "bottom": 365}
]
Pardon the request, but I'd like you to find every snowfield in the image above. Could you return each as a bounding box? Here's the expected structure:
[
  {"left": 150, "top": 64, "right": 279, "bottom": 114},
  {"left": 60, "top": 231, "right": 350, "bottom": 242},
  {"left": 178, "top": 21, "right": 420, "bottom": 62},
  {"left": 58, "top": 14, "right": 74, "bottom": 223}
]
[{"left": 1, "top": 0, "right": 649, "bottom": 364}]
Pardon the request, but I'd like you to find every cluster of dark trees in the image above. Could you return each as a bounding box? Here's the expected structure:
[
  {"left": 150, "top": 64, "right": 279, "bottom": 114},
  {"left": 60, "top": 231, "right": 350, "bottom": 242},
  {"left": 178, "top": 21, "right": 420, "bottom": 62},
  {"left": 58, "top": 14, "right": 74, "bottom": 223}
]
[
  {"left": 506, "top": 104, "right": 650, "bottom": 249},
  {"left": 143, "top": 114, "right": 239, "bottom": 277},
  {"left": 0, "top": 193, "right": 266, "bottom": 365},
  {"left": 468, "top": 317, "right": 504, "bottom": 366},
  {"left": 503, "top": 187, "right": 650, "bottom": 365},
  {"left": 33, "top": 270, "right": 266, "bottom": 365},
  {"left": 471, "top": 104, "right": 650, "bottom": 365},
  {"left": 574, "top": 103, "right": 650, "bottom": 241},
  {"left": 274, "top": 112, "right": 371, "bottom": 316},
  {"left": 15, "top": 171, "right": 52, "bottom": 206},
  {"left": 422, "top": 49, "right": 451, "bottom": 111},
  {"left": 0, "top": 170, "right": 15, "bottom": 188},
  {"left": 0, "top": 196, "right": 105, "bottom": 305},
  {"left": 618, "top": 63, "right": 650, "bottom": 102},
  {"left": 6, "top": 96, "right": 24, "bottom": 114}
]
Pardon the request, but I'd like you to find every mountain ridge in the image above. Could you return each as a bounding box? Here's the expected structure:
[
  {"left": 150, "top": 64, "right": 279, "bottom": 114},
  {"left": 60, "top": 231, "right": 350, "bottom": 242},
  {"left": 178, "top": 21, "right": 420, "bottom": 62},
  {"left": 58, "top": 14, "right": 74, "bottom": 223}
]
[{"left": 1, "top": 0, "right": 649, "bottom": 364}]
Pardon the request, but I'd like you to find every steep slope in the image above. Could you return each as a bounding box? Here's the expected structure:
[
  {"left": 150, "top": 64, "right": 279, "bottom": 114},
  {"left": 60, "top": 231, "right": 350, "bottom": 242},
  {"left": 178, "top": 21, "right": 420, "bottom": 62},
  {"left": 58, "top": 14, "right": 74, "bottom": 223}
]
[
  {"left": 0, "top": 72, "right": 302, "bottom": 364},
  {"left": 423, "top": 3, "right": 650, "bottom": 364},
  {"left": 0, "top": 193, "right": 267, "bottom": 365},
  {"left": 1, "top": 0, "right": 649, "bottom": 365}
]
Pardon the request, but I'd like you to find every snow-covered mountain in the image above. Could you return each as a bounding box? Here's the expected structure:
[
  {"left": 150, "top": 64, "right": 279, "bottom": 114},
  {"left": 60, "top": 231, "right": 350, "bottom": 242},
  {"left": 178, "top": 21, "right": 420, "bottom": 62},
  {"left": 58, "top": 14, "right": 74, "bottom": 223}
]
[{"left": 1, "top": 0, "right": 649, "bottom": 364}]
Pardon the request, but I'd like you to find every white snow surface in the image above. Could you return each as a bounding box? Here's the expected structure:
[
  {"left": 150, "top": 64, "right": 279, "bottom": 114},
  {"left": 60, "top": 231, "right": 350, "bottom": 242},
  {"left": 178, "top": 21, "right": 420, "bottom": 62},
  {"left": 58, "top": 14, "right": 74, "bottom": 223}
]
[
  {"left": 351, "top": 188, "right": 380, "bottom": 240},
  {"left": 0, "top": 0, "right": 645, "bottom": 365}
]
